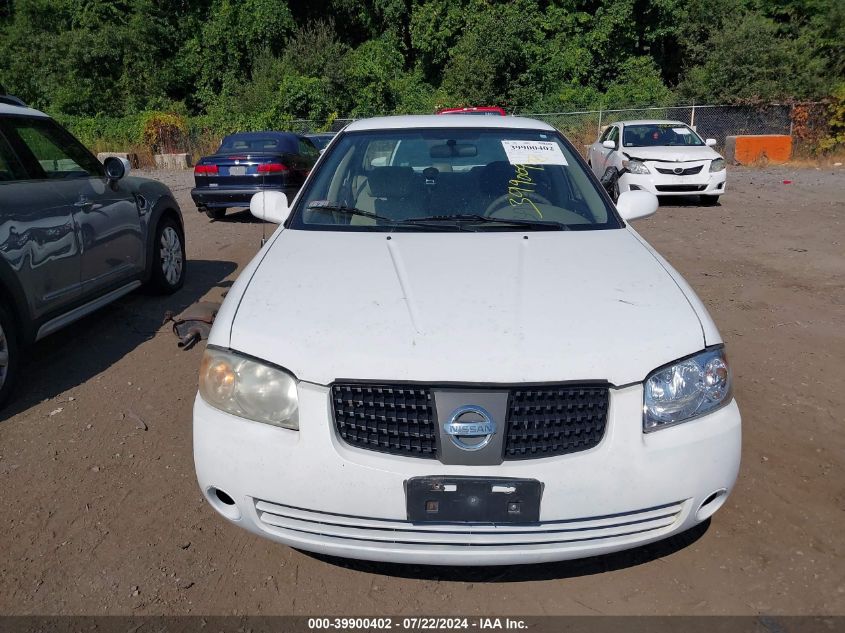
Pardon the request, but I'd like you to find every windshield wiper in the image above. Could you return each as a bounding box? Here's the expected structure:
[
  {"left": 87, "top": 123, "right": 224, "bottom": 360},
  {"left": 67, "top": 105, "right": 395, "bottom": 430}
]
[
  {"left": 404, "top": 214, "right": 570, "bottom": 231},
  {"left": 306, "top": 202, "right": 465, "bottom": 231}
]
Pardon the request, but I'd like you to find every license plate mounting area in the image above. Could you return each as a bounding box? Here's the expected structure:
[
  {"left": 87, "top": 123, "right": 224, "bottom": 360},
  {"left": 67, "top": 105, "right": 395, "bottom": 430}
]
[{"left": 406, "top": 476, "right": 542, "bottom": 524}]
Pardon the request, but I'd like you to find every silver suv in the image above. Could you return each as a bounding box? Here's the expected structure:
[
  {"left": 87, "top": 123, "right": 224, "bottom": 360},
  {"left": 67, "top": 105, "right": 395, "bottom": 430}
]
[{"left": 0, "top": 101, "right": 186, "bottom": 408}]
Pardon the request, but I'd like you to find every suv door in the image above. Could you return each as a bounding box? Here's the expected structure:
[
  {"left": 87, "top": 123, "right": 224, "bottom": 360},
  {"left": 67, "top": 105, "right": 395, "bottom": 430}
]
[
  {"left": 2, "top": 116, "right": 144, "bottom": 297},
  {"left": 0, "top": 119, "right": 81, "bottom": 320}
]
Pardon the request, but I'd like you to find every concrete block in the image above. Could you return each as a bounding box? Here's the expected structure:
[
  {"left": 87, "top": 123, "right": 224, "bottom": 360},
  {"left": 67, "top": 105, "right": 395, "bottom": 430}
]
[
  {"left": 154, "top": 153, "right": 192, "bottom": 170},
  {"left": 724, "top": 135, "right": 792, "bottom": 164}
]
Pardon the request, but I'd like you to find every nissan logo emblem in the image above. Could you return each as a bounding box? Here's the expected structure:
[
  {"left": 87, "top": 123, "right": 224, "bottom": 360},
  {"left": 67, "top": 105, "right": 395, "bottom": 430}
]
[{"left": 444, "top": 405, "right": 497, "bottom": 451}]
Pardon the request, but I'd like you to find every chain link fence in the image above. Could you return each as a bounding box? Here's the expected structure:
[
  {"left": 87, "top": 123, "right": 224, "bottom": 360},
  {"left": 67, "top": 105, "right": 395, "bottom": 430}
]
[
  {"left": 525, "top": 103, "right": 827, "bottom": 153},
  {"left": 105, "top": 103, "right": 827, "bottom": 167},
  {"left": 282, "top": 103, "right": 829, "bottom": 155}
]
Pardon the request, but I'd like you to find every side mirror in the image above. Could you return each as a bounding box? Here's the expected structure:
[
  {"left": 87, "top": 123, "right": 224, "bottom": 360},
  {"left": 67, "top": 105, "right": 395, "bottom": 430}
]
[
  {"left": 250, "top": 190, "right": 290, "bottom": 224},
  {"left": 103, "top": 156, "right": 130, "bottom": 180},
  {"left": 705, "top": 138, "right": 717, "bottom": 147},
  {"left": 616, "top": 190, "right": 658, "bottom": 222},
  {"left": 602, "top": 140, "right": 616, "bottom": 150}
]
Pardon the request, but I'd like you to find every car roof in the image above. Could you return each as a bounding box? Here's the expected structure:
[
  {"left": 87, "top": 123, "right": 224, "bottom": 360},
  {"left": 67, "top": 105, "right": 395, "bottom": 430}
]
[
  {"left": 615, "top": 120, "right": 687, "bottom": 127},
  {"left": 223, "top": 131, "right": 300, "bottom": 140},
  {"left": 0, "top": 102, "right": 49, "bottom": 118},
  {"left": 345, "top": 115, "right": 555, "bottom": 132}
]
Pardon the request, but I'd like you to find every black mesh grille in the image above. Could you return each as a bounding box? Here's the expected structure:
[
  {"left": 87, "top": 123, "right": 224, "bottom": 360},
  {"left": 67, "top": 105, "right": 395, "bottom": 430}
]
[
  {"left": 504, "top": 386, "right": 609, "bottom": 459},
  {"left": 331, "top": 384, "right": 437, "bottom": 458},
  {"left": 656, "top": 165, "right": 704, "bottom": 175},
  {"left": 655, "top": 184, "right": 707, "bottom": 192},
  {"left": 331, "top": 383, "right": 609, "bottom": 460}
]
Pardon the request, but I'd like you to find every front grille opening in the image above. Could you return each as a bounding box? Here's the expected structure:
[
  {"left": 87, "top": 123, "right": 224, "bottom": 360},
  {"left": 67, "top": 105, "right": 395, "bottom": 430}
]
[
  {"left": 655, "top": 184, "right": 707, "bottom": 192},
  {"left": 505, "top": 386, "right": 609, "bottom": 459},
  {"left": 332, "top": 384, "right": 438, "bottom": 458},
  {"left": 332, "top": 383, "right": 610, "bottom": 461}
]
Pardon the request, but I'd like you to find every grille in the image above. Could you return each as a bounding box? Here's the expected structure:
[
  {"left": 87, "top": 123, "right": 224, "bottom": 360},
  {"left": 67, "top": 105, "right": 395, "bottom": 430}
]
[
  {"left": 505, "top": 386, "right": 609, "bottom": 459},
  {"left": 656, "top": 165, "right": 703, "bottom": 175},
  {"left": 655, "top": 184, "right": 707, "bottom": 192},
  {"left": 332, "top": 383, "right": 610, "bottom": 461},
  {"left": 331, "top": 384, "right": 437, "bottom": 458}
]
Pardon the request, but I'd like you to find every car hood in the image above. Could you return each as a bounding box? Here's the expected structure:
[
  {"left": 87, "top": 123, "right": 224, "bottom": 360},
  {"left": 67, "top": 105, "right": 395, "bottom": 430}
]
[
  {"left": 622, "top": 145, "right": 721, "bottom": 162},
  {"left": 228, "top": 228, "right": 706, "bottom": 386}
]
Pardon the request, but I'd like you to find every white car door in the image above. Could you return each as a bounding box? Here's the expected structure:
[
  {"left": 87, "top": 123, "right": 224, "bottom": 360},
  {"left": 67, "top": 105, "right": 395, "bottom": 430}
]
[
  {"left": 593, "top": 125, "right": 620, "bottom": 177},
  {"left": 589, "top": 127, "right": 613, "bottom": 176}
]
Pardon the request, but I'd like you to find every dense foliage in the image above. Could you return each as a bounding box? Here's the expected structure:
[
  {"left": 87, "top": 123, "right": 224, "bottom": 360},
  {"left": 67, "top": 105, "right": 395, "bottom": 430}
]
[{"left": 1, "top": 0, "right": 842, "bottom": 140}]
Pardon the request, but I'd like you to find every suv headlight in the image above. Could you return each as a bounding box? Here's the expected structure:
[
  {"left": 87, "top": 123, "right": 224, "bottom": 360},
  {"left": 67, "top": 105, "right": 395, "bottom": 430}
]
[
  {"left": 622, "top": 159, "right": 650, "bottom": 174},
  {"left": 643, "top": 347, "right": 732, "bottom": 432},
  {"left": 709, "top": 158, "right": 725, "bottom": 172},
  {"left": 199, "top": 347, "right": 299, "bottom": 429}
]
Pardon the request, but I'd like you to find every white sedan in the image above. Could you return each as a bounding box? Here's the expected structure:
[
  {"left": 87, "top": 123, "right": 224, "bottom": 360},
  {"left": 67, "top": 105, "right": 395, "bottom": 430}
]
[
  {"left": 193, "top": 115, "right": 741, "bottom": 566},
  {"left": 588, "top": 120, "right": 727, "bottom": 205}
]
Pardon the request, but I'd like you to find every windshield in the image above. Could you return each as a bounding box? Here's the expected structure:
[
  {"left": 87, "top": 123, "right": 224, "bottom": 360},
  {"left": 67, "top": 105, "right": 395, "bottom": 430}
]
[
  {"left": 622, "top": 124, "right": 704, "bottom": 148},
  {"left": 289, "top": 128, "right": 619, "bottom": 232}
]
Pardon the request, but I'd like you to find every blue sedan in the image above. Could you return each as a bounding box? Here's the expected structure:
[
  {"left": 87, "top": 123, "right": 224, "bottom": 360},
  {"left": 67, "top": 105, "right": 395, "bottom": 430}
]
[{"left": 191, "top": 132, "right": 320, "bottom": 220}]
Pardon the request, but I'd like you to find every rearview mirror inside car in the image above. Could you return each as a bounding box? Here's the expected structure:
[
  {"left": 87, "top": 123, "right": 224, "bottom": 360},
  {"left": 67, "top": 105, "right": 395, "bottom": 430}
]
[
  {"left": 250, "top": 191, "right": 290, "bottom": 224},
  {"left": 430, "top": 143, "right": 477, "bottom": 158},
  {"left": 616, "top": 190, "right": 659, "bottom": 222}
]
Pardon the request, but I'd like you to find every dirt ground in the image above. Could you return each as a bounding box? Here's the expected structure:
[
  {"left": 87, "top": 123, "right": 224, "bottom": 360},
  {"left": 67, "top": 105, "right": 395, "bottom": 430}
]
[{"left": 1, "top": 165, "right": 843, "bottom": 616}]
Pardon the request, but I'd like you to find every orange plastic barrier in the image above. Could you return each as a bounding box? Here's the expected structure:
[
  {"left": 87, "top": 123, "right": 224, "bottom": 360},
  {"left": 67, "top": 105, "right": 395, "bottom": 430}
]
[{"left": 724, "top": 135, "right": 792, "bottom": 164}]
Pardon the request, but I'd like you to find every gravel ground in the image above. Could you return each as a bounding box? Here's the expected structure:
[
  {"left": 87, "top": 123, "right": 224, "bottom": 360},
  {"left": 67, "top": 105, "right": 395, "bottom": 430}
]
[{"left": 1, "top": 165, "right": 843, "bottom": 615}]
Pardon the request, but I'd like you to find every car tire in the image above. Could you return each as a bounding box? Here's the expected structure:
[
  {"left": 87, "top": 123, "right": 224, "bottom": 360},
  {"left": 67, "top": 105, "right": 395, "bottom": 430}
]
[
  {"left": 205, "top": 207, "right": 226, "bottom": 220},
  {"left": 700, "top": 195, "right": 720, "bottom": 206},
  {"left": 0, "top": 302, "right": 18, "bottom": 410},
  {"left": 148, "top": 216, "right": 186, "bottom": 294}
]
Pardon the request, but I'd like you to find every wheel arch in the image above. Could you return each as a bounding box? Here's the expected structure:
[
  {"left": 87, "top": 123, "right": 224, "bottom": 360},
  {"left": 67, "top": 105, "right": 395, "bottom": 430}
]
[
  {"left": 143, "top": 196, "right": 185, "bottom": 283},
  {"left": 0, "top": 260, "right": 35, "bottom": 345}
]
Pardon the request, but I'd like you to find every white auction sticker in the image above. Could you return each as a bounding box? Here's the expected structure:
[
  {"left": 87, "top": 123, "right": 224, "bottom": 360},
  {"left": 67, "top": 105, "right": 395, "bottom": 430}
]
[
  {"left": 501, "top": 140, "right": 568, "bottom": 165},
  {"left": 673, "top": 127, "right": 691, "bottom": 135}
]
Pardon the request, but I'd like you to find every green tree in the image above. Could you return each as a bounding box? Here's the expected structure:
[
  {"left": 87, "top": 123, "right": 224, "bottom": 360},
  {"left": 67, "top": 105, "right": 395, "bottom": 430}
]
[{"left": 678, "top": 11, "right": 829, "bottom": 102}]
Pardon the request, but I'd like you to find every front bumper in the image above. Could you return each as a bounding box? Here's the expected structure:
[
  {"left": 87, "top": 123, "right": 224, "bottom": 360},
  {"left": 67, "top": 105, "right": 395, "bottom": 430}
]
[
  {"left": 190, "top": 185, "right": 298, "bottom": 209},
  {"left": 193, "top": 384, "right": 741, "bottom": 566},
  {"left": 620, "top": 165, "right": 726, "bottom": 197}
]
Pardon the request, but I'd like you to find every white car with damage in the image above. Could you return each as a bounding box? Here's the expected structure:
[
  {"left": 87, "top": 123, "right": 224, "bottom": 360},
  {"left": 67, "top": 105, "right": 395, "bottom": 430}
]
[
  {"left": 588, "top": 120, "right": 727, "bottom": 205},
  {"left": 193, "top": 115, "right": 741, "bottom": 566}
]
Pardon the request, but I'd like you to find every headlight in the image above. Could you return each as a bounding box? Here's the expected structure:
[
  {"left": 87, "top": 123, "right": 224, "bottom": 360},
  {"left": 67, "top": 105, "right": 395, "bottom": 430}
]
[
  {"left": 643, "top": 347, "right": 732, "bottom": 432},
  {"left": 622, "top": 159, "right": 650, "bottom": 174},
  {"left": 199, "top": 347, "right": 299, "bottom": 429},
  {"left": 709, "top": 158, "right": 725, "bottom": 172}
]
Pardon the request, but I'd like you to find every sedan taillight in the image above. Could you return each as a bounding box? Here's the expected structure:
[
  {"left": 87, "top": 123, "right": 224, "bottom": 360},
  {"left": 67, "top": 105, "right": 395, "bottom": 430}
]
[
  {"left": 194, "top": 164, "right": 219, "bottom": 175},
  {"left": 258, "top": 162, "right": 288, "bottom": 173}
]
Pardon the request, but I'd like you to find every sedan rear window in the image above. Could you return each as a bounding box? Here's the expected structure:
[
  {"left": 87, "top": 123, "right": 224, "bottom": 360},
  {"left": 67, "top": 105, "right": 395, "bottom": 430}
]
[{"left": 217, "top": 134, "right": 297, "bottom": 154}]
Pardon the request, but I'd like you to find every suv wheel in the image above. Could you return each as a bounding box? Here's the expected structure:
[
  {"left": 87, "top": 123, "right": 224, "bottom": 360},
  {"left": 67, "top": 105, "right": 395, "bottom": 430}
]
[
  {"left": 0, "top": 303, "right": 18, "bottom": 409},
  {"left": 148, "top": 217, "right": 186, "bottom": 294}
]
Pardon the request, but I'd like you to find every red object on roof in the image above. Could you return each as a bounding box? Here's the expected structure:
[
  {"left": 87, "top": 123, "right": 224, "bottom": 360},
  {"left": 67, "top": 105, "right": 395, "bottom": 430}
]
[{"left": 436, "top": 106, "right": 507, "bottom": 116}]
